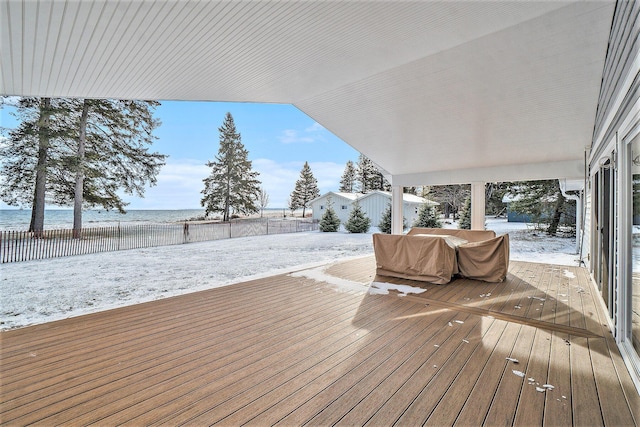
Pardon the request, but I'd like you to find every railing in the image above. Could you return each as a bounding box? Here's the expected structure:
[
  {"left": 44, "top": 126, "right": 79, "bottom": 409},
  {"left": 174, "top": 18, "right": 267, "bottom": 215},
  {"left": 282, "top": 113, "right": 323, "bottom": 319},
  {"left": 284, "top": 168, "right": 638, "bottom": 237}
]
[{"left": 0, "top": 218, "right": 318, "bottom": 263}]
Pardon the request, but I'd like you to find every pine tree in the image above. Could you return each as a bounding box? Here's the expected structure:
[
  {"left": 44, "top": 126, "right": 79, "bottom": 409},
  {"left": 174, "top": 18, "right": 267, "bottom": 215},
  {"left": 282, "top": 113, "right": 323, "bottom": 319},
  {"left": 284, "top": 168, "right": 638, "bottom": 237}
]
[
  {"left": 372, "top": 169, "right": 392, "bottom": 191},
  {"left": 458, "top": 196, "right": 471, "bottom": 229},
  {"left": 413, "top": 202, "right": 442, "bottom": 228},
  {"left": 319, "top": 196, "right": 341, "bottom": 232},
  {"left": 378, "top": 203, "right": 407, "bottom": 234},
  {"left": 339, "top": 160, "right": 357, "bottom": 193},
  {"left": 510, "top": 180, "right": 569, "bottom": 235},
  {"left": 345, "top": 200, "right": 371, "bottom": 233},
  {"left": 0, "top": 97, "right": 165, "bottom": 234},
  {"left": 289, "top": 161, "right": 320, "bottom": 217},
  {"left": 356, "top": 154, "right": 390, "bottom": 193},
  {"left": 0, "top": 98, "right": 63, "bottom": 233},
  {"left": 201, "top": 112, "right": 261, "bottom": 221},
  {"left": 66, "top": 99, "right": 166, "bottom": 236},
  {"left": 356, "top": 154, "right": 377, "bottom": 193}
]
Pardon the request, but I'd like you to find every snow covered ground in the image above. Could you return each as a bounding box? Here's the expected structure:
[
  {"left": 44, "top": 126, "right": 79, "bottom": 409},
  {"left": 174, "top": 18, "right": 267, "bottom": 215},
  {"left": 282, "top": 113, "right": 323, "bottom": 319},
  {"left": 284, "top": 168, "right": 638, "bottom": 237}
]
[{"left": 0, "top": 217, "right": 579, "bottom": 330}]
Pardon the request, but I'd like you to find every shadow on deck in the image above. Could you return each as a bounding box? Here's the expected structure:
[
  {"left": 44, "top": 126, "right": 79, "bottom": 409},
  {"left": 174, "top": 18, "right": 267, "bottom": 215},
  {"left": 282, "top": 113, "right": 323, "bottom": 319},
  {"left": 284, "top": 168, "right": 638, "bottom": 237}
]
[{"left": 1, "top": 256, "right": 639, "bottom": 425}]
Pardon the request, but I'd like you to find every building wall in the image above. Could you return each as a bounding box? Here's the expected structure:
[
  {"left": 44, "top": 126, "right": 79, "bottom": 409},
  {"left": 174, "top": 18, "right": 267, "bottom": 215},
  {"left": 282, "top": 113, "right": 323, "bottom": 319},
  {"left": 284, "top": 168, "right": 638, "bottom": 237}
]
[
  {"left": 591, "top": 1, "right": 639, "bottom": 159},
  {"left": 310, "top": 194, "right": 354, "bottom": 224},
  {"left": 311, "top": 192, "right": 426, "bottom": 229},
  {"left": 587, "top": 0, "right": 640, "bottom": 391},
  {"left": 357, "top": 194, "right": 388, "bottom": 227},
  {"left": 358, "top": 194, "right": 423, "bottom": 228}
]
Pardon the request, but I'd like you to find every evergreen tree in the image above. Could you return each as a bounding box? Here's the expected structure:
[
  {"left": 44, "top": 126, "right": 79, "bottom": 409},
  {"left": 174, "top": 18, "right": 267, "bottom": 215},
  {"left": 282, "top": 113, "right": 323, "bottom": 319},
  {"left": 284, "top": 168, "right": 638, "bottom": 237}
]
[
  {"left": 1, "top": 98, "right": 62, "bottom": 233},
  {"left": 319, "top": 196, "right": 341, "bottom": 232},
  {"left": 289, "top": 161, "right": 320, "bottom": 217},
  {"left": 404, "top": 187, "right": 417, "bottom": 195},
  {"left": 509, "top": 179, "right": 571, "bottom": 236},
  {"left": 345, "top": 200, "right": 371, "bottom": 233},
  {"left": 66, "top": 99, "right": 165, "bottom": 236},
  {"left": 485, "top": 182, "right": 509, "bottom": 216},
  {"left": 413, "top": 202, "right": 442, "bottom": 228},
  {"left": 339, "top": 160, "right": 357, "bottom": 193},
  {"left": 0, "top": 97, "right": 165, "bottom": 234},
  {"left": 201, "top": 112, "right": 261, "bottom": 221},
  {"left": 378, "top": 203, "right": 408, "bottom": 234},
  {"left": 356, "top": 154, "right": 390, "bottom": 193},
  {"left": 356, "top": 154, "right": 377, "bottom": 193},
  {"left": 458, "top": 196, "right": 471, "bottom": 229},
  {"left": 372, "top": 169, "right": 392, "bottom": 191}
]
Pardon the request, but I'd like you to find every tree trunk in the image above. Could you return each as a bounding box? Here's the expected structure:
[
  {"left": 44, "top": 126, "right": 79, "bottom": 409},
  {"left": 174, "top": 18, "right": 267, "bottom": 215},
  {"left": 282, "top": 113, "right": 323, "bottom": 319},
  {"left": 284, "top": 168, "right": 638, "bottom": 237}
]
[
  {"left": 548, "top": 193, "right": 565, "bottom": 236},
  {"left": 29, "top": 98, "right": 51, "bottom": 236},
  {"left": 73, "top": 100, "right": 89, "bottom": 238}
]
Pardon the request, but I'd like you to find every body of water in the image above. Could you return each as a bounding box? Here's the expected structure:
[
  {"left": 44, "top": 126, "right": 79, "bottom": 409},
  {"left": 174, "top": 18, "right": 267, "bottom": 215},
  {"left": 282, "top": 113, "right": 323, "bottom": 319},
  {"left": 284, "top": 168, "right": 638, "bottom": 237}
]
[
  {"left": 0, "top": 209, "right": 210, "bottom": 231},
  {"left": 0, "top": 208, "right": 298, "bottom": 231}
]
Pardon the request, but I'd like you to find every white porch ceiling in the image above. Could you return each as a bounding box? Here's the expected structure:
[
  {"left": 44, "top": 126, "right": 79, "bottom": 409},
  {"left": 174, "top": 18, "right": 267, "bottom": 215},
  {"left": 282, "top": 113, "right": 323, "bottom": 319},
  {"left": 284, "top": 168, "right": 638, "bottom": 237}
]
[{"left": 0, "top": 0, "right": 615, "bottom": 185}]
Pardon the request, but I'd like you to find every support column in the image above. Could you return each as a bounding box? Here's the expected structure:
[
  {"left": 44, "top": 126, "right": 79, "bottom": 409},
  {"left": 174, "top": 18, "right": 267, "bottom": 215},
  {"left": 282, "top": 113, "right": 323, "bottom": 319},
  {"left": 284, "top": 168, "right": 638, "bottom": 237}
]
[
  {"left": 391, "top": 185, "right": 404, "bottom": 234},
  {"left": 470, "top": 182, "right": 485, "bottom": 230},
  {"left": 575, "top": 194, "right": 582, "bottom": 255}
]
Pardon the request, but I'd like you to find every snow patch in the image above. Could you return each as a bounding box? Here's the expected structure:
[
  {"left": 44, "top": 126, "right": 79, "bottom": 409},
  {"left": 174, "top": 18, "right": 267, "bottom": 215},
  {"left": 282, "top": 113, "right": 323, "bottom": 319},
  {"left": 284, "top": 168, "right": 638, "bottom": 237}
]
[
  {"left": 368, "top": 282, "right": 426, "bottom": 297},
  {"left": 1, "top": 217, "right": 583, "bottom": 330},
  {"left": 289, "top": 265, "right": 368, "bottom": 293}
]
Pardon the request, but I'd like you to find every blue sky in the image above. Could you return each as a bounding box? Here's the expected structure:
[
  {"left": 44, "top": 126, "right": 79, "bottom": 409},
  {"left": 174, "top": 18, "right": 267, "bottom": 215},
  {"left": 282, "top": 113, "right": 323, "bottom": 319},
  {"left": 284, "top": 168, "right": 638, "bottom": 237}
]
[{"left": 1, "top": 101, "right": 360, "bottom": 209}]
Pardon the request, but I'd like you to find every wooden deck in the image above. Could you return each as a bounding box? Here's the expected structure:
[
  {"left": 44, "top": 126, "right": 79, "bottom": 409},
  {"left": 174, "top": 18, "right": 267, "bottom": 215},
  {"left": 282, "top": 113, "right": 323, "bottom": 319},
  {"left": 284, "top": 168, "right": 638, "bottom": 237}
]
[{"left": 1, "top": 257, "right": 639, "bottom": 426}]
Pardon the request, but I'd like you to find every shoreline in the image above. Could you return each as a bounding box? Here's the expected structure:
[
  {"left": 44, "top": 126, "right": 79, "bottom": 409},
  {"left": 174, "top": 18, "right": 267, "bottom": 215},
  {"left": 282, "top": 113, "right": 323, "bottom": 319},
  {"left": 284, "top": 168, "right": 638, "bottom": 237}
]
[{"left": 0, "top": 208, "right": 313, "bottom": 231}]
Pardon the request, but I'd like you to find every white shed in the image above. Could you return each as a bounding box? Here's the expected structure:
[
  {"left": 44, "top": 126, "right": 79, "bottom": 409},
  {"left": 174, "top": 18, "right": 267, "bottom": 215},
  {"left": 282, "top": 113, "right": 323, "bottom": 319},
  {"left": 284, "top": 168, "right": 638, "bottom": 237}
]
[
  {"left": 310, "top": 192, "right": 361, "bottom": 224},
  {"left": 310, "top": 190, "right": 438, "bottom": 228},
  {"left": 358, "top": 191, "right": 437, "bottom": 226}
]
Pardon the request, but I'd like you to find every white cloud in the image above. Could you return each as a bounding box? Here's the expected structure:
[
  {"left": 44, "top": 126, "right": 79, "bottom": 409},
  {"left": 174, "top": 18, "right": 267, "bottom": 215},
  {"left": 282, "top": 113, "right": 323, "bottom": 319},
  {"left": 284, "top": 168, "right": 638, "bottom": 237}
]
[
  {"left": 279, "top": 129, "right": 314, "bottom": 144},
  {"left": 305, "top": 122, "right": 325, "bottom": 133},
  {"left": 123, "top": 157, "right": 346, "bottom": 210},
  {"left": 123, "top": 159, "right": 209, "bottom": 209},
  {"left": 278, "top": 122, "right": 326, "bottom": 144},
  {"left": 253, "top": 159, "right": 345, "bottom": 208}
]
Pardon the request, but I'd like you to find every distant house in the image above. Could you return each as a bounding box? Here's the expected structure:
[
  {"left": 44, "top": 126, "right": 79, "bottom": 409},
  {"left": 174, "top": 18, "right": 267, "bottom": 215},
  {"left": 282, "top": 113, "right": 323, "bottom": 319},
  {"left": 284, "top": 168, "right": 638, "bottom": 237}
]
[
  {"left": 502, "top": 192, "right": 576, "bottom": 226},
  {"left": 501, "top": 193, "right": 532, "bottom": 223},
  {"left": 310, "top": 191, "right": 438, "bottom": 228}
]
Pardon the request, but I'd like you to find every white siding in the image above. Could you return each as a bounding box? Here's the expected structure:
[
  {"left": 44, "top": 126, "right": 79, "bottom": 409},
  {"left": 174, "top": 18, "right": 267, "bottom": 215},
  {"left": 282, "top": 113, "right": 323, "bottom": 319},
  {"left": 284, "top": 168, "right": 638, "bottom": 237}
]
[
  {"left": 357, "top": 194, "right": 390, "bottom": 227},
  {"left": 310, "top": 193, "right": 354, "bottom": 224},
  {"left": 404, "top": 203, "right": 421, "bottom": 226}
]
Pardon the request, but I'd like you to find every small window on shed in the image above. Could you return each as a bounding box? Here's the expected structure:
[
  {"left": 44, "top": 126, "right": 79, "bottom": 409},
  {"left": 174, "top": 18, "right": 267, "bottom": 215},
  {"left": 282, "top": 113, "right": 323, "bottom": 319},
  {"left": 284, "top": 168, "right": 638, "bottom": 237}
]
[
  {"left": 320, "top": 205, "right": 324, "bottom": 210},
  {"left": 341, "top": 205, "right": 348, "bottom": 210}
]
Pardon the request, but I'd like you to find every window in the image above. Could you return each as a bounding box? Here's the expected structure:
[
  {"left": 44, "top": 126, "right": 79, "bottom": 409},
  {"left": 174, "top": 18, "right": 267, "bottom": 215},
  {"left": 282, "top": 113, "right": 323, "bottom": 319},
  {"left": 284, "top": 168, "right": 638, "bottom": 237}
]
[
  {"left": 341, "top": 205, "right": 348, "bottom": 210},
  {"left": 320, "top": 205, "right": 324, "bottom": 210}
]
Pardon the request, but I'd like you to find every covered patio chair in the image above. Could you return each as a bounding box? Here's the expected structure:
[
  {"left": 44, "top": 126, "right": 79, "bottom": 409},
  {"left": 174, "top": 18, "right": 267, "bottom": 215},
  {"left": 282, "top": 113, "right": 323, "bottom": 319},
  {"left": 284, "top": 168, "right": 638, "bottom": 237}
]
[
  {"left": 372, "top": 233, "right": 457, "bottom": 284},
  {"left": 456, "top": 234, "right": 510, "bottom": 282}
]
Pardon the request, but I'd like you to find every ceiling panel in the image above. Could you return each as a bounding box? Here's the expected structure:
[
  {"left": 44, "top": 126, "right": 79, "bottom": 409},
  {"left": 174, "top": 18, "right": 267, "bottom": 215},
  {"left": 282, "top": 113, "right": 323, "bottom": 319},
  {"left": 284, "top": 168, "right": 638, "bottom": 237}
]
[{"left": 0, "top": 0, "right": 615, "bottom": 184}]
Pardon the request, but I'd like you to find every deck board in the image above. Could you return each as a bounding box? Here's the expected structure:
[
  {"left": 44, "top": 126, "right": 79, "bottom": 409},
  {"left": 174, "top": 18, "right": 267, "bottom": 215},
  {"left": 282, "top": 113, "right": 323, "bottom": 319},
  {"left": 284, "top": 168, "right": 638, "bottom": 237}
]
[{"left": 1, "top": 257, "right": 638, "bottom": 426}]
